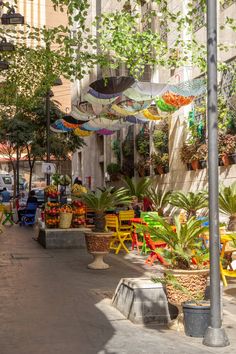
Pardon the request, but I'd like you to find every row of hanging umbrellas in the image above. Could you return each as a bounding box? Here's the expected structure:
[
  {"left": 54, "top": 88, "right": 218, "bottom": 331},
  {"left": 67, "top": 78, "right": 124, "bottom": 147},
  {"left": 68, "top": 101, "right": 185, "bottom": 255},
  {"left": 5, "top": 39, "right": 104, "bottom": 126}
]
[{"left": 50, "top": 76, "right": 206, "bottom": 136}]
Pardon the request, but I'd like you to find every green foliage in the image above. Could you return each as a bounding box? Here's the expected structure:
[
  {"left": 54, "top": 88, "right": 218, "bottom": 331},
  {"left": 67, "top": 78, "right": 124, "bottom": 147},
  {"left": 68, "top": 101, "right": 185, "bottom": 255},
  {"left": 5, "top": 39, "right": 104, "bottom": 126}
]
[
  {"left": 112, "top": 140, "right": 121, "bottom": 162},
  {"left": 170, "top": 191, "right": 208, "bottom": 219},
  {"left": 107, "top": 163, "right": 121, "bottom": 175},
  {"left": 122, "top": 176, "right": 152, "bottom": 200},
  {"left": 142, "top": 215, "right": 209, "bottom": 269},
  {"left": 59, "top": 175, "right": 71, "bottom": 186},
  {"left": 136, "top": 128, "right": 150, "bottom": 156},
  {"left": 146, "top": 187, "right": 172, "bottom": 216},
  {"left": 219, "top": 182, "right": 236, "bottom": 216}
]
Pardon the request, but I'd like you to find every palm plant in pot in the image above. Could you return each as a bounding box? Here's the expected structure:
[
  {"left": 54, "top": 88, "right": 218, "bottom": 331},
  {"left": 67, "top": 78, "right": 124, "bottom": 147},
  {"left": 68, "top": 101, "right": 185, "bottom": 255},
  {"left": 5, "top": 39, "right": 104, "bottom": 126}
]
[
  {"left": 219, "top": 181, "right": 236, "bottom": 231},
  {"left": 80, "top": 187, "right": 131, "bottom": 269},
  {"left": 145, "top": 215, "right": 209, "bottom": 331},
  {"left": 169, "top": 191, "right": 208, "bottom": 219},
  {"left": 146, "top": 187, "right": 172, "bottom": 217}
]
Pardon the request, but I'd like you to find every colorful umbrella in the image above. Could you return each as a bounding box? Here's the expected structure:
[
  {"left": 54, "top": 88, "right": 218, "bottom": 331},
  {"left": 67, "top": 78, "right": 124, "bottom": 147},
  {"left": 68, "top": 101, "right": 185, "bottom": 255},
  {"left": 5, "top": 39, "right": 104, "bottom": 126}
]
[
  {"left": 84, "top": 92, "right": 118, "bottom": 105},
  {"left": 168, "top": 78, "right": 206, "bottom": 97},
  {"left": 89, "top": 76, "right": 135, "bottom": 94},
  {"left": 96, "top": 129, "right": 116, "bottom": 135},
  {"left": 156, "top": 98, "right": 178, "bottom": 112},
  {"left": 74, "top": 127, "right": 94, "bottom": 137},
  {"left": 162, "top": 92, "right": 194, "bottom": 108}
]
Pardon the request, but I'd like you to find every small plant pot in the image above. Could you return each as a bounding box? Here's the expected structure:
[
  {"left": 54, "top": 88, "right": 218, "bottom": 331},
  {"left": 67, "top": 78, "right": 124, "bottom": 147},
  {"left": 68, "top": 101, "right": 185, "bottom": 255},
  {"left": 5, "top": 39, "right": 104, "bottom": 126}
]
[
  {"left": 155, "top": 165, "right": 164, "bottom": 175},
  {"left": 199, "top": 160, "right": 207, "bottom": 169},
  {"left": 163, "top": 166, "right": 169, "bottom": 174},
  {"left": 191, "top": 160, "right": 200, "bottom": 170},
  {"left": 183, "top": 301, "right": 210, "bottom": 338},
  {"left": 221, "top": 154, "right": 230, "bottom": 166}
]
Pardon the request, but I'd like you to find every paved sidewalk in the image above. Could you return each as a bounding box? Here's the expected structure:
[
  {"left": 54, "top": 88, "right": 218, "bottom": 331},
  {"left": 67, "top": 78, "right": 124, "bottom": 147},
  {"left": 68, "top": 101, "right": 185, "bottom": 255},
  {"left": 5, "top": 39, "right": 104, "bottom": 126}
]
[{"left": 0, "top": 224, "right": 235, "bottom": 354}]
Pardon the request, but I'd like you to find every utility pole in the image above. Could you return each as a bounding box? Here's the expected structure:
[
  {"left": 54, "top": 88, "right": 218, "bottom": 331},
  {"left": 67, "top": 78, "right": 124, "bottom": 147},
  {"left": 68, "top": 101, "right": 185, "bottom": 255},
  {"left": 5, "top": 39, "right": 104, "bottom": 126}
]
[
  {"left": 203, "top": 0, "right": 229, "bottom": 347},
  {"left": 46, "top": 90, "right": 51, "bottom": 186}
]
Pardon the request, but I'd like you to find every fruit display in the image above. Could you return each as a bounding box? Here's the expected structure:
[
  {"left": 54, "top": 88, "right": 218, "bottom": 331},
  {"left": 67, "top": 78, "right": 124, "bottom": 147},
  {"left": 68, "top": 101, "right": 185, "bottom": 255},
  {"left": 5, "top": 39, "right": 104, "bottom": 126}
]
[
  {"left": 71, "top": 184, "right": 87, "bottom": 196},
  {"left": 71, "top": 200, "right": 86, "bottom": 228},
  {"left": 44, "top": 185, "right": 60, "bottom": 199},
  {"left": 45, "top": 202, "right": 60, "bottom": 228}
]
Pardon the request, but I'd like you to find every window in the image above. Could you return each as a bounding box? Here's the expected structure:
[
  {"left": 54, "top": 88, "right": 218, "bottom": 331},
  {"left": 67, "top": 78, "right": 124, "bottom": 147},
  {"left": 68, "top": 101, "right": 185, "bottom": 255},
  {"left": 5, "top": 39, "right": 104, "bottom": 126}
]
[
  {"left": 2, "top": 176, "right": 12, "bottom": 184},
  {"left": 221, "top": 0, "right": 236, "bottom": 10},
  {"left": 192, "top": 0, "right": 206, "bottom": 32}
]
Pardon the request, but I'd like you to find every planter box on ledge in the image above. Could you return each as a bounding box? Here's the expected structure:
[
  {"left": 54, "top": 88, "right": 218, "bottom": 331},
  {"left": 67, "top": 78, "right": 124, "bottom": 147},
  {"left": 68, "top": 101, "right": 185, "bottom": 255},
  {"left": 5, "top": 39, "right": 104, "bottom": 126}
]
[{"left": 37, "top": 227, "right": 90, "bottom": 249}]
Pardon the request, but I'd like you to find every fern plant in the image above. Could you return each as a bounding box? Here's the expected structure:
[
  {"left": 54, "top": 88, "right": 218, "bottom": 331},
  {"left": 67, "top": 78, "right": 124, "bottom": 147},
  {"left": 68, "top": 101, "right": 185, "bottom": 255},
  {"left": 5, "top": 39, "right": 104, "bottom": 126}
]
[
  {"left": 142, "top": 215, "right": 209, "bottom": 269},
  {"left": 169, "top": 191, "right": 208, "bottom": 219}
]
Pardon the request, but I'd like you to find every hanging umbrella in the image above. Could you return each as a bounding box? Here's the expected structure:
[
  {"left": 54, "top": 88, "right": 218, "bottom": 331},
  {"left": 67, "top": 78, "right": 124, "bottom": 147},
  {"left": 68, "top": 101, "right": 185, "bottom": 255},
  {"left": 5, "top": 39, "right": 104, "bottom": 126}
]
[
  {"left": 70, "top": 106, "right": 91, "bottom": 121},
  {"left": 162, "top": 92, "right": 194, "bottom": 108},
  {"left": 62, "top": 114, "right": 85, "bottom": 125},
  {"left": 116, "top": 99, "right": 152, "bottom": 113},
  {"left": 84, "top": 92, "right": 118, "bottom": 105},
  {"left": 88, "top": 88, "right": 121, "bottom": 99},
  {"left": 156, "top": 98, "right": 178, "bottom": 112},
  {"left": 50, "top": 125, "right": 67, "bottom": 133},
  {"left": 168, "top": 78, "right": 206, "bottom": 97},
  {"left": 80, "top": 122, "right": 101, "bottom": 131},
  {"left": 132, "top": 82, "right": 168, "bottom": 97},
  {"left": 74, "top": 127, "right": 94, "bottom": 137},
  {"left": 96, "top": 129, "right": 116, "bottom": 136},
  {"left": 89, "top": 76, "right": 135, "bottom": 94},
  {"left": 50, "top": 120, "right": 72, "bottom": 132},
  {"left": 111, "top": 104, "right": 139, "bottom": 116},
  {"left": 125, "top": 115, "right": 149, "bottom": 124}
]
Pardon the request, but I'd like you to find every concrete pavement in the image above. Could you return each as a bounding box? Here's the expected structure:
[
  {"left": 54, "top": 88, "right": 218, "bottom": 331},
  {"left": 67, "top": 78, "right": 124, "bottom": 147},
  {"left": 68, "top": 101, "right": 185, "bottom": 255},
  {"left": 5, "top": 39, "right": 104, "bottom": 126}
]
[{"left": 0, "top": 224, "right": 235, "bottom": 354}]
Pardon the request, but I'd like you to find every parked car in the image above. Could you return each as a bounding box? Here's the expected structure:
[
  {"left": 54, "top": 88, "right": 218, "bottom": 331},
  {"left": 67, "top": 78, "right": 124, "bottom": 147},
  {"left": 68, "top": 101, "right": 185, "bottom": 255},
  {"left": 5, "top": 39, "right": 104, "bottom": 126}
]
[
  {"left": 31, "top": 188, "right": 45, "bottom": 207},
  {"left": 0, "top": 172, "right": 14, "bottom": 197}
]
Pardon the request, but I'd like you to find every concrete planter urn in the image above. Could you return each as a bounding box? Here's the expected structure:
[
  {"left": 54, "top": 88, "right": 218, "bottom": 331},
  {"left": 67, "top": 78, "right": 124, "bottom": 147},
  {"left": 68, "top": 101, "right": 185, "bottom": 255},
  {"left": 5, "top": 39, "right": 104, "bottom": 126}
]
[
  {"left": 164, "top": 268, "right": 209, "bottom": 331},
  {"left": 84, "top": 231, "right": 113, "bottom": 270}
]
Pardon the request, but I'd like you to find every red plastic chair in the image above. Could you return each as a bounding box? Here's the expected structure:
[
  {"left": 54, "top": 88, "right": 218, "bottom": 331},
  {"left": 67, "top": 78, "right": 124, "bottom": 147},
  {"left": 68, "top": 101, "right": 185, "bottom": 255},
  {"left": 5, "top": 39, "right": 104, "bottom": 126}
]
[{"left": 143, "top": 232, "right": 168, "bottom": 266}]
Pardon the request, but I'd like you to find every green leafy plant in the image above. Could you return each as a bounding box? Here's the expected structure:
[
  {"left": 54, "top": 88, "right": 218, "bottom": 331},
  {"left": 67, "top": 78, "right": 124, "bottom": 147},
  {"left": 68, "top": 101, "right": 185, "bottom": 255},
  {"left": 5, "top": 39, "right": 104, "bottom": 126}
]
[
  {"left": 170, "top": 191, "right": 208, "bottom": 219},
  {"left": 80, "top": 187, "right": 131, "bottom": 232},
  {"left": 143, "top": 215, "right": 209, "bottom": 270},
  {"left": 136, "top": 128, "right": 150, "bottom": 157},
  {"left": 180, "top": 142, "right": 199, "bottom": 164},
  {"left": 112, "top": 140, "right": 121, "bottom": 162},
  {"left": 134, "top": 158, "right": 150, "bottom": 177},
  {"left": 146, "top": 187, "right": 172, "bottom": 216},
  {"left": 107, "top": 163, "right": 121, "bottom": 175},
  {"left": 219, "top": 182, "right": 236, "bottom": 216},
  {"left": 122, "top": 176, "right": 152, "bottom": 200},
  {"left": 59, "top": 175, "right": 71, "bottom": 186},
  {"left": 218, "top": 133, "right": 236, "bottom": 156}
]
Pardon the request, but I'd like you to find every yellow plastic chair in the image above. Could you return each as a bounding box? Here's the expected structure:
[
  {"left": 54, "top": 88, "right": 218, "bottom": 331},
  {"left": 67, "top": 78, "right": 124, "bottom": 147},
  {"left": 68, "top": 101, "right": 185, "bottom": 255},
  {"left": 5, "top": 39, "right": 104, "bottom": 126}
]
[
  {"left": 118, "top": 210, "right": 135, "bottom": 231},
  {"left": 220, "top": 234, "right": 236, "bottom": 287},
  {"left": 105, "top": 214, "right": 131, "bottom": 254}
]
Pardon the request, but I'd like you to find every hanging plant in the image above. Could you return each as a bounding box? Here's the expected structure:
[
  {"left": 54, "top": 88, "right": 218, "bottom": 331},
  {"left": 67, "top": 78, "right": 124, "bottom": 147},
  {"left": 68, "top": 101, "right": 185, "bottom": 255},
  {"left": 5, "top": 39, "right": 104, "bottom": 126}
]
[{"left": 112, "top": 139, "right": 121, "bottom": 162}]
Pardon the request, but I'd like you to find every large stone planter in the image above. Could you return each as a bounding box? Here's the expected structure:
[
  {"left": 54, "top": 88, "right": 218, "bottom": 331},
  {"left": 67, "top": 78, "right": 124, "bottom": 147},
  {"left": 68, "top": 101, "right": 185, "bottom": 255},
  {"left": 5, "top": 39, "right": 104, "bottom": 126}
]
[
  {"left": 163, "top": 268, "right": 209, "bottom": 331},
  {"left": 84, "top": 231, "right": 113, "bottom": 270}
]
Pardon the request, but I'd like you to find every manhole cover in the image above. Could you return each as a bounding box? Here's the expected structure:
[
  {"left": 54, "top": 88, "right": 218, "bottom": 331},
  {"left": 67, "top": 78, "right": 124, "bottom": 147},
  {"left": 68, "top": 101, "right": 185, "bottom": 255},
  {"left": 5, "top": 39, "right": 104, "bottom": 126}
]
[
  {"left": 90, "top": 289, "right": 114, "bottom": 300},
  {"left": 11, "top": 253, "right": 52, "bottom": 260}
]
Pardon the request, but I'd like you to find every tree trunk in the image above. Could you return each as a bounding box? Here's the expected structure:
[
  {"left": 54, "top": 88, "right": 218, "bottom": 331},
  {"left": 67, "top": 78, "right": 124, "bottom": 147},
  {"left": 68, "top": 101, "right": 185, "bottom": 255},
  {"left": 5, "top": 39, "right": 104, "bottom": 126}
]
[{"left": 28, "top": 160, "right": 35, "bottom": 192}]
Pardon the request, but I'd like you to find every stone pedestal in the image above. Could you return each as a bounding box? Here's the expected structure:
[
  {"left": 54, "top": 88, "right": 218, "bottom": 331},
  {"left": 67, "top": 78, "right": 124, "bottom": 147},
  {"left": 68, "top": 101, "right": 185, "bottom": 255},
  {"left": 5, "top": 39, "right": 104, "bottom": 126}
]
[
  {"left": 37, "top": 227, "right": 90, "bottom": 249},
  {"left": 112, "top": 278, "right": 178, "bottom": 325}
]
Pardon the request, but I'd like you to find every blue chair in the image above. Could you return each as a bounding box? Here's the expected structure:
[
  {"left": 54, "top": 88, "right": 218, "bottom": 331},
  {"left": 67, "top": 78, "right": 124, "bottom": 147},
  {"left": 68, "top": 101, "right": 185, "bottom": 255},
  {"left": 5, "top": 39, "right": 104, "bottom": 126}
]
[{"left": 20, "top": 203, "right": 38, "bottom": 226}]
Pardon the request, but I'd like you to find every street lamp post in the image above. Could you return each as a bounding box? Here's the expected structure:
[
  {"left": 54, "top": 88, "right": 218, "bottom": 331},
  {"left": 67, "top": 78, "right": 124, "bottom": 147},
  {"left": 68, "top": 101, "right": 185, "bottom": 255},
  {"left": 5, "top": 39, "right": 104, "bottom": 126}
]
[{"left": 203, "top": 0, "right": 229, "bottom": 347}]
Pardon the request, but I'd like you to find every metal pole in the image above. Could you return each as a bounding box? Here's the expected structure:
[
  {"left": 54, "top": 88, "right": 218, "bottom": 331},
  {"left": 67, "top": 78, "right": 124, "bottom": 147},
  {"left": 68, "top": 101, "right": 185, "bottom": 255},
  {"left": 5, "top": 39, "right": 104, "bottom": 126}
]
[
  {"left": 203, "top": 1, "right": 229, "bottom": 347},
  {"left": 16, "top": 142, "right": 20, "bottom": 195},
  {"left": 46, "top": 90, "right": 51, "bottom": 186}
]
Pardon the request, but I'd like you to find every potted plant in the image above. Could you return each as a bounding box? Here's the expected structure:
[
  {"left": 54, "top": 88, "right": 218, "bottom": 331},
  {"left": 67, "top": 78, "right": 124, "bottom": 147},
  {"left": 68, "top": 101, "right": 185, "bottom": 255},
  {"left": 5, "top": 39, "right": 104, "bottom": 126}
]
[
  {"left": 146, "top": 187, "right": 172, "bottom": 216},
  {"left": 162, "top": 153, "right": 169, "bottom": 173},
  {"left": 106, "top": 162, "right": 121, "bottom": 181},
  {"left": 80, "top": 187, "right": 131, "bottom": 269},
  {"left": 151, "top": 152, "right": 165, "bottom": 174},
  {"left": 219, "top": 134, "right": 236, "bottom": 166},
  {"left": 136, "top": 127, "right": 150, "bottom": 157},
  {"left": 219, "top": 181, "right": 236, "bottom": 231},
  {"left": 147, "top": 215, "right": 209, "bottom": 332},
  {"left": 196, "top": 144, "right": 208, "bottom": 169},
  {"left": 169, "top": 191, "right": 208, "bottom": 219},
  {"left": 180, "top": 142, "right": 198, "bottom": 170},
  {"left": 134, "top": 157, "right": 150, "bottom": 177},
  {"left": 122, "top": 176, "right": 152, "bottom": 202}
]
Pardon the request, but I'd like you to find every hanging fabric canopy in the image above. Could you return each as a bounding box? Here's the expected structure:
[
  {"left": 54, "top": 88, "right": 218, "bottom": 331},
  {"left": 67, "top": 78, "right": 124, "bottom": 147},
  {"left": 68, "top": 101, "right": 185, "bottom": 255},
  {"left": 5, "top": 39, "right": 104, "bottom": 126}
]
[
  {"left": 168, "top": 78, "right": 206, "bottom": 97},
  {"left": 89, "top": 76, "right": 135, "bottom": 94},
  {"left": 156, "top": 98, "right": 178, "bottom": 112},
  {"left": 162, "top": 92, "right": 194, "bottom": 108},
  {"left": 74, "top": 127, "right": 94, "bottom": 137},
  {"left": 88, "top": 88, "right": 121, "bottom": 99}
]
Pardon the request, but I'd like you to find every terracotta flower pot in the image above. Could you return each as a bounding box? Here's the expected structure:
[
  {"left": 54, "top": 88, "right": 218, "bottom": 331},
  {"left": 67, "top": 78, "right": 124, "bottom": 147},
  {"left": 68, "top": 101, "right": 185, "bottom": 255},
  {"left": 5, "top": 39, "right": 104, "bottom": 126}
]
[
  {"left": 155, "top": 165, "right": 164, "bottom": 175},
  {"left": 191, "top": 160, "right": 200, "bottom": 170},
  {"left": 163, "top": 268, "right": 209, "bottom": 331},
  {"left": 84, "top": 231, "right": 113, "bottom": 269},
  {"left": 221, "top": 154, "right": 230, "bottom": 166}
]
